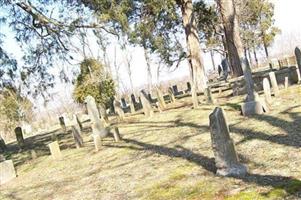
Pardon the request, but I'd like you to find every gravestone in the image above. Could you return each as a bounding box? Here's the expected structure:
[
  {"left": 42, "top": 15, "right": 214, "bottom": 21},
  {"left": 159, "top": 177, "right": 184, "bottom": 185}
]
[
  {"left": 209, "top": 107, "right": 247, "bottom": 177},
  {"left": 168, "top": 87, "right": 176, "bottom": 103},
  {"left": 0, "top": 135, "right": 6, "bottom": 152},
  {"left": 269, "top": 72, "right": 279, "bottom": 96},
  {"left": 204, "top": 87, "right": 215, "bottom": 104},
  {"left": 140, "top": 90, "right": 154, "bottom": 117},
  {"left": 59, "top": 116, "right": 66, "bottom": 132},
  {"left": 295, "top": 47, "right": 301, "bottom": 77},
  {"left": 263, "top": 78, "right": 272, "bottom": 104},
  {"left": 129, "top": 94, "right": 136, "bottom": 113},
  {"left": 186, "top": 82, "right": 191, "bottom": 92},
  {"left": 114, "top": 99, "right": 125, "bottom": 120},
  {"left": 14, "top": 127, "right": 25, "bottom": 148},
  {"left": 131, "top": 94, "right": 137, "bottom": 104},
  {"left": 113, "top": 127, "right": 121, "bottom": 142},
  {"left": 48, "top": 141, "right": 62, "bottom": 160},
  {"left": 121, "top": 98, "right": 127, "bottom": 108},
  {"left": 71, "top": 115, "right": 84, "bottom": 148},
  {"left": 284, "top": 77, "right": 289, "bottom": 90},
  {"left": 155, "top": 87, "right": 166, "bottom": 110},
  {"left": 172, "top": 85, "right": 179, "bottom": 95},
  {"left": 75, "top": 114, "right": 83, "bottom": 131},
  {"left": 0, "top": 160, "right": 16, "bottom": 185},
  {"left": 30, "top": 149, "right": 37, "bottom": 159},
  {"left": 85, "top": 96, "right": 109, "bottom": 150}
]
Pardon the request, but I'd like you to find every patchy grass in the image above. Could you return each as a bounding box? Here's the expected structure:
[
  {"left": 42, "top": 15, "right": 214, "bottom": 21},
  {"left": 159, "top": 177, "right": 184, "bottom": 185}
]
[{"left": 1, "top": 85, "right": 301, "bottom": 200}]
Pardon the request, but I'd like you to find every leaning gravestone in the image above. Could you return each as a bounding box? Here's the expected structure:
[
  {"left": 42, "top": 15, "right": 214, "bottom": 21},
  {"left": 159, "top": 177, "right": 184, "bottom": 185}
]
[
  {"left": 209, "top": 107, "right": 248, "bottom": 177},
  {"left": 59, "top": 116, "right": 66, "bottom": 132},
  {"left": 129, "top": 94, "right": 136, "bottom": 113},
  {"left": 168, "top": 87, "right": 176, "bottom": 103},
  {"left": 155, "top": 86, "right": 166, "bottom": 110},
  {"left": 114, "top": 99, "right": 125, "bottom": 120},
  {"left": 295, "top": 46, "right": 301, "bottom": 81},
  {"left": 71, "top": 114, "right": 84, "bottom": 148},
  {"left": 140, "top": 90, "right": 154, "bottom": 117},
  {"left": 172, "top": 85, "right": 179, "bottom": 95},
  {"left": 85, "top": 96, "right": 109, "bottom": 151},
  {"left": 269, "top": 72, "right": 279, "bottom": 97},
  {"left": 204, "top": 87, "right": 215, "bottom": 104},
  {"left": 0, "top": 160, "right": 16, "bottom": 185},
  {"left": 14, "top": 127, "right": 25, "bottom": 148},
  {"left": 112, "top": 127, "right": 121, "bottom": 142},
  {"left": 263, "top": 78, "right": 272, "bottom": 104},
  {"left": 48, "top": 141, "right": 62, "bottom": 160},
  {"left": 0, "top": 135, "right": 6, "bottom": 152}
]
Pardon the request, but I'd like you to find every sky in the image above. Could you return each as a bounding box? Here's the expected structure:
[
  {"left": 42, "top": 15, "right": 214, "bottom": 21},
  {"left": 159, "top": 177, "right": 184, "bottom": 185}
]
[{"left": 3, "top": 0, "right": 301, "bottom": 113}]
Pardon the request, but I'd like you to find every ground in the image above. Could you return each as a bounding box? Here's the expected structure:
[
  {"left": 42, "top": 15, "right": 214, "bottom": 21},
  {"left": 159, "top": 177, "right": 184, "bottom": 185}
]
[{"left": 1, "top": 85, "right": 301, "bottom": 200}]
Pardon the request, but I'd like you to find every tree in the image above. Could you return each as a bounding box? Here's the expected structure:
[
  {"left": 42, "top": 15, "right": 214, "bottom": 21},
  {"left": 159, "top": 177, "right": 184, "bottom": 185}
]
[{"left": 73, "top": 58, "right": 115, "bottom": 109}]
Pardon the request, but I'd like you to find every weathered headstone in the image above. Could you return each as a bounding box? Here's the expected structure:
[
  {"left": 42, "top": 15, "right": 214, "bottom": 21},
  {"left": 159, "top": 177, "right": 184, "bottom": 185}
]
[
  {"left": 114, "top": 99, "right": 125, "bottom": 120},
  {"left": 295, "top": 46, "right": 301, "bottom": 78},
  {"left": 0, "top": 160, "right": 16, "bottom": 185},
  {"left": 71, "top": 114, "right": 84, "bottom": 148},
  {"left": 209, "top": 107, "right": 247, "bottom": 177},
  {"left": 140, "top": 90, "right": 154, "bottom": 117},
  {"left": 168, "top": 87, "right": 176, "bottom": 103},
  {"left": 75, "top": 114, "right": 83, "bottom": 131},
  {"left": 269, "top": 72, "right": 279, "bottom": 96},
  {"left": 155, "top": 87, "right": 166, "bottom": 110},
  {"left": 85, "top": 96, "right": 108, "bottom": 150},
  {"left": 204, "top": 87, "right": 215, "bottom": 104},
  {"left": 172, "top": 85, "right": 179, "bottom": 95},
  {"left": 0, "top": 135, "right": 6, "bottom": 152},
  {"left": 129, "top": 94, "right": 136, "bottom": 113},
  {"left": 263, "top": 78, "right": 272, "bottom": 104},
  {"left": 186, "top": 82, "right": 191, "bottom": 93},
  {"left": 284, "top": 76, "right": 289, "bottom": 90},
  {"left": 14, "top": 127, "right": 25, "bottom": 148},
  {"left": 59, "top": 116, "right": 66, "bottom": 132},
  {"left": 48, "top": 141, "right": 62, "bottom": 160},
  {"left": 121, "top": 98, "right": 127, "bottom": 108},
  {"left": 112, "top": 127, "right": 121, "bottom": 142}
]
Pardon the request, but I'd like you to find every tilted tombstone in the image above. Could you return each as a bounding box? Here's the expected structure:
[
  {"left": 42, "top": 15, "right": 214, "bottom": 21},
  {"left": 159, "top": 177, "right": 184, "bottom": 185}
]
[
  {"left": 48, "top": 141, "right": 62, "bottom": 160},
  {"left": 85, "top": 96, "right": 109, "bottom": 151},
  {"left": 14, "top": 127, "right": 25, "bottom": 148},
  {"left": 131, "top": 94, "right": 137, "bottom": 104},
  {"left": 112, "top": 127, "right": 121, "bottom": 142},
  {"left": 70, "top": 114, "right": 84, "bottom": 148},
  {"left": 0, "top": 135, "right": 6, "bottom": 152},
  {"left": 0, "top": 160, "right": 16, "bottom": 185},
  {"left": 140, "top": 90, "right": 154, "bottom": 117},
  {"left": 209, "top": 107, "right": 247, "bottom": 177},
  {"left": 269, "top": 72, "right": 279, "bottom": 96},
  {"left": 295, "top": 47, "right": 301, "bottom": 79},
  {"left": 128, "top": 95, "right": 136, "bottom": 113},
  {"left": 263, "top": 78, "right": 272, "bottom": 104},
  {"left": 168, "top": 87, "right": 176, "bottom": 103},
  {"left": 155, "top": 87, "right": 166, "bottom": 110},
  {"left": 114, "top": 99, "right": 125, "bottom": 120}
]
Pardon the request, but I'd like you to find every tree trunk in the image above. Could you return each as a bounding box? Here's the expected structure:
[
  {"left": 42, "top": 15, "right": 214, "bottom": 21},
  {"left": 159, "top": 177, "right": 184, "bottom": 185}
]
[
  {"left": 178, "top": 0, "right": 208, "bottom": 107},
  {"left": 143, "top": 47, "right": 153, "bottom": 93},
  {"left": 218, "top": 0, "right": 256, "bottom": 101},
  {"left": 218, "top": 0, "right": 243, "bottom": 77},
  {"left": 247, "top": 48, "right": 253, "bottom": 67}
]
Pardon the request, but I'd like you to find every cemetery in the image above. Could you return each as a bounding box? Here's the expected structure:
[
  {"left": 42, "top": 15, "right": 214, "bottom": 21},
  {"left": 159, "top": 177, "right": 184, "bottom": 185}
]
[{"left": 0, "top": 0, "right": 301, "bottom": 199}]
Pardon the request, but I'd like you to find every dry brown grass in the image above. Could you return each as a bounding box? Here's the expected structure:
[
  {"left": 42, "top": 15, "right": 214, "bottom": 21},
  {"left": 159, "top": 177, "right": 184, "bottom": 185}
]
[{"left": 1, "top": 85, "right": 301, "bottom": 200}]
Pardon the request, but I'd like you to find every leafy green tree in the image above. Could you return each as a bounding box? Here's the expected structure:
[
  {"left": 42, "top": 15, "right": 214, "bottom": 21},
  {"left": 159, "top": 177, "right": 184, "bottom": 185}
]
[{"left": 73, "top": 58, "right": 115, "bottom": 108}]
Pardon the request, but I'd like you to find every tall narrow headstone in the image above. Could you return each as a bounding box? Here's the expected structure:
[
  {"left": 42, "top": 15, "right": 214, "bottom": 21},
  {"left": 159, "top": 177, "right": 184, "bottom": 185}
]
[
  {"left": 14, "top": 127, "right": 25, "bottom": 148},
  {"left": 121, "top": 98, "right": 127, "bottom": 108},
  {"left": 263, "top": 78, "right": 272, "bottom": 104},
  {"left": 155, "top": 87, "right": 166, "bottom": 110},
  {"left": 209, "top": 107, "right": 247, "bottom": 177},
  {"left": 113, "top": 127, "right": 121, "bottom": 142},
  {"left": 0, "top": 160, "right": 16, "bottom": 185},
  {"left": 71, "top": 114, "right": 84, "bottom": 148},
  {"left": 172, "top": 85, "right": 179, "bottom": 95},
  {"left": 85, "top": 96, "right": 108, "bottom": 150},
  {"left": 295, "top": 47, "right": 301, "bottom": 77},
  {"left": 204, "top": 87, "right": 215, "bottom": 104},
  {"left": 114, "top": 99, "right": 125, "bottom": 120},
  {"left": 129, "top": 94, "right": 136, "bottom": 113},
  {"left": 186, "top": 82, "right": 191, "bottom": 92},
  {"left": 140, "top": 90, "right": 154, "bottom": 117},
  {"left": 48, "top": 141, "right": 62, "bottom": 160},
  {"left": 59, "top": 116, "right": 66, "bottom": 132},
  {"left": 269, "top": 72, "right": 279, "bottom": 96},
  {"left": 0, "top": 135, "right": 6, "bottom": 152},
  {"left": 168, "top": 87, "right": 176, "bottom": 103}
]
